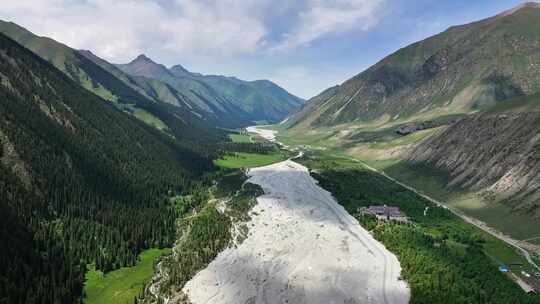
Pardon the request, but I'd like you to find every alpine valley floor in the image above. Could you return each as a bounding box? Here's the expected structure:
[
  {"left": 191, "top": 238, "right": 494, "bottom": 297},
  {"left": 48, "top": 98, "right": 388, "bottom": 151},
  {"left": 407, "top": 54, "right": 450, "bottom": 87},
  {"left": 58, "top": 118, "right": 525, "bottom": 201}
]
[{"left": 182, "top": 127, "right": 409, "bottom": 304}]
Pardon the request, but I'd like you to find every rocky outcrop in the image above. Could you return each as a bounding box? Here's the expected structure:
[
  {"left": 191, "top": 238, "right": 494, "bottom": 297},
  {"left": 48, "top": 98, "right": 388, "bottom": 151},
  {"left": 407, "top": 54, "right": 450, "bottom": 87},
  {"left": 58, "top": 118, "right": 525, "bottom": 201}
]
[
  {"left": 408, "top": 111, "right": 540, "bottom": 218},
  {"left": 396, "top": 122, "right": 430, "bottom": 135}
]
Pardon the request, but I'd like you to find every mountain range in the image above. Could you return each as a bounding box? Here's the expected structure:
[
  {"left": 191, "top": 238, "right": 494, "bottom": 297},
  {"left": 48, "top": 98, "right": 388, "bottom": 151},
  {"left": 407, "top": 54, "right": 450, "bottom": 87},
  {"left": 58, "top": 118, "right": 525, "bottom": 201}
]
[
  {"left": 285, "top": 3, "right": 540, "bottom": 222},
  {"left": 0, "top": 20, "right": 303, "bottom": 130},
  {"left": 2, "top": 2, "right": 540, "bottom": 303},
  {"left": 115, "top": 54, "right": 304, "bottom": 126}
]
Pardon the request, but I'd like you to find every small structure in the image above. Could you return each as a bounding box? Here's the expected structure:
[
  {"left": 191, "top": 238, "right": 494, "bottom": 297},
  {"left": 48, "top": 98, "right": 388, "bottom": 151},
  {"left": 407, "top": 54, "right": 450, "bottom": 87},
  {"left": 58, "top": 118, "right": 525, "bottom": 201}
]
[
  {"left": 361, "top": 205, "right": 408, "bottom": 222},
  {"left": 498, "top": 265, "right": 509, "bottom": 273}
]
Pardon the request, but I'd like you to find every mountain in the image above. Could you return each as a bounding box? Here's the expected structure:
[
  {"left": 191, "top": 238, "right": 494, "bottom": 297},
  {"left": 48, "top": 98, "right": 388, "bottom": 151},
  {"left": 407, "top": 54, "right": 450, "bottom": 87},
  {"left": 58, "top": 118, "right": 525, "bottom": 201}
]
[
  {"left": 116, "top": 55, "right": 305, "bottom": 126},
  {"left": 0, "top": 20, "right": 223, "bottom": 140},
  {"left": 399, "top": 4, "right": 540, "bottom": 220},
  {"left": 0, "top": 33, "right": 215, "bottom": 303},
  {"left": 288, "top": 2, "right": 540, "bottom": 129},
  {"left": 408, "top": 93, "right": 540, "bottom": 218}
]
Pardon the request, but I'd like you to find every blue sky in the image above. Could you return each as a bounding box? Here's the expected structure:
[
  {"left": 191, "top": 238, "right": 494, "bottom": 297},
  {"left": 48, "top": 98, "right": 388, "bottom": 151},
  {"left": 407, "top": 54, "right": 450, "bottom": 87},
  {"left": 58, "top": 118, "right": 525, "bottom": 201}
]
[{"left": 0, "top": 0, "right": 528, "bottom": 98}]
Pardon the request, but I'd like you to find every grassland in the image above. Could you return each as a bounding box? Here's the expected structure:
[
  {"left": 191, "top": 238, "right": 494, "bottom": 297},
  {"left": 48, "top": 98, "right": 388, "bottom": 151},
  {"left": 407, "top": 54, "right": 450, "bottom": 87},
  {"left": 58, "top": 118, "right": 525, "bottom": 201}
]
[
  {"left": 214, "top": 151, "right": 288, "bottom": 169},
  {"left": 83, "top": 248, "right": 170, "bottom": 304},
  {"left": 131, "top": 108, "right": 169, "bottom": 131}
]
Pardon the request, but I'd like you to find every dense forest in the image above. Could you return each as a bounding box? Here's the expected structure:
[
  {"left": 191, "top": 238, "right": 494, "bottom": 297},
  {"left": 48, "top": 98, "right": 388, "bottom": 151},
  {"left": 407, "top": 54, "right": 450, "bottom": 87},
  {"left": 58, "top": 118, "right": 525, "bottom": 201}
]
[
  {"left": 301, "top": 155, "right": 540, "bottom": 304},
  {"left": 0, "top": 33, "right": 220, "bottom": 303}
]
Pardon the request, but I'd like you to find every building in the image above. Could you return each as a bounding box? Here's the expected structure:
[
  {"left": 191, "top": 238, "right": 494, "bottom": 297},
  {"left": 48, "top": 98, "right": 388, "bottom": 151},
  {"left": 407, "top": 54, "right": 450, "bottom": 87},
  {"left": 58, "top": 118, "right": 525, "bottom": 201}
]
[{"left": 361, "top": 205, "right": 408, "bottom": 222}]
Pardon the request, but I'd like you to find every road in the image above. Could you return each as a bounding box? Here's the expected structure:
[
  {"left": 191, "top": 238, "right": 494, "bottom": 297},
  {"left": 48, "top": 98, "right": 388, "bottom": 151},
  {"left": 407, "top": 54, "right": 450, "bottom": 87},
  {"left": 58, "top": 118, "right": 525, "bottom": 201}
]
[{"left": 356, "top": 159, "right": 540, "bottom": 274}]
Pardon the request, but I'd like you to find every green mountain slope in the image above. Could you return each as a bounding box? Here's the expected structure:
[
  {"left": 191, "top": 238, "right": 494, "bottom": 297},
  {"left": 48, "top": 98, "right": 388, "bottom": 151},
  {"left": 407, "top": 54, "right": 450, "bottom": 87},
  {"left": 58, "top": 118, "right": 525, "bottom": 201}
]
[
  {"left": 0, "top": 20, "right": 222, "bottom": 142},
  {"left": 0, "top": 33, "right": 214, "bottom": 303},
  {"left": 116, "top": 55, "right": 305, "bottom": 126},
  {"left": 288, "top": 2, "right": 540, "bottom": 129}
]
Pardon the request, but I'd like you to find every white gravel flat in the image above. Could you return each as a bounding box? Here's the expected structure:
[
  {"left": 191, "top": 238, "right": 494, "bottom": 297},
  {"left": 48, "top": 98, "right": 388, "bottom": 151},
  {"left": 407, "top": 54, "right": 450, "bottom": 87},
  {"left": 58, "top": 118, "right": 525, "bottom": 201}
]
[
  {"left": 182, "top": 158, "right": 410, "bottom": 304},
  {"left": 246, "top": 126, "right": 277, "bottom": 142}
]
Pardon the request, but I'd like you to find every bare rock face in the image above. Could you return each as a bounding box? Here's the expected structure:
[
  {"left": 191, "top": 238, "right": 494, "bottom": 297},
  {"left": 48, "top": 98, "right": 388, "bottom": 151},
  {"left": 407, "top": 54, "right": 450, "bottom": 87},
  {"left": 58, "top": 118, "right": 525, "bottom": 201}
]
[
  {"left": 396, "top": 122, "right": 430, "bottom": 135},
  {"left": 408, "top": 111, "right": 540, "bottom": 218}
]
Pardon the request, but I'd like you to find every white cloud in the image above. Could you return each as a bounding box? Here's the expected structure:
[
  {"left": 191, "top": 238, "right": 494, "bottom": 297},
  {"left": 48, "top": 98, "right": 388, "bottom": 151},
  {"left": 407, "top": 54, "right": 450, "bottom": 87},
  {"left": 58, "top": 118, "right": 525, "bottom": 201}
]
[
  {"left": 0, "top": 0, "right": 268, "bottom": 62},
  {"left": 0, "top": 0, "right": 384, "bottom": 62},
  {"left": 0, "top": 0, "right": 385, "bottom": 98},
  {"left": 272, "top": 0, "right": 384, "bottom": 51}
]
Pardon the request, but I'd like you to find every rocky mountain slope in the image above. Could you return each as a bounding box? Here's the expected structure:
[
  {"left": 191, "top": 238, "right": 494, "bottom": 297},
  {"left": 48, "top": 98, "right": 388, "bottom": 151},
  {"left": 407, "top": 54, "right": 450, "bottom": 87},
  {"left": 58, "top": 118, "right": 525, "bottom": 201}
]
[
  {"left": 409, "top": 94, "right": 540, "bottom": 218},
  {"left": 116, "top": 55, "right": 305, "bottom": 126},
  {"left": 288, "top": 2, "right": 540, "bottom": 129}
]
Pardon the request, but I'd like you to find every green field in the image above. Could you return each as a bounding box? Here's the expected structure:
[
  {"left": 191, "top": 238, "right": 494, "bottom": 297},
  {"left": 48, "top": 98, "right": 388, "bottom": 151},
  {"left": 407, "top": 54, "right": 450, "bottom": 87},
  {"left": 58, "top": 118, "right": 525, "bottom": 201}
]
[
  {"left": 132, "top": 108, "right": 169, "bottom": 131},
  {"left": 214, "top": 152, "right": 288, "bottom": 168},
  {"left": 229, "top": 133, "right": 252, "bottom": 143},
  {"left": 83, "top": 248, "right": 170, "bottom": 304}
]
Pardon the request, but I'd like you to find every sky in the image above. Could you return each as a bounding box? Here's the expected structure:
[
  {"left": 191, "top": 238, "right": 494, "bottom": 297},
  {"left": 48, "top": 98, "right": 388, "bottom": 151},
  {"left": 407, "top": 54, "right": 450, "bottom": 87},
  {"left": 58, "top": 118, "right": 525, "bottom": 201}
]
[{"left": 0, "top": 0, "right": 529, "bottom": 99}]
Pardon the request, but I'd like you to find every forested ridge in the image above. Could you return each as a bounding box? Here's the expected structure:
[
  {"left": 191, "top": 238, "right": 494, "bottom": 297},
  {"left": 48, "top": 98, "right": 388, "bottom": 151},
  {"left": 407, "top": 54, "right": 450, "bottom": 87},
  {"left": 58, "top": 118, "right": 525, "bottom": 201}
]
[
  {"left": 0, "top": 33, "right": 218, "bottom": 303},
  {"left": 73, "top": 50, "right": 224, "bottom": 144}
]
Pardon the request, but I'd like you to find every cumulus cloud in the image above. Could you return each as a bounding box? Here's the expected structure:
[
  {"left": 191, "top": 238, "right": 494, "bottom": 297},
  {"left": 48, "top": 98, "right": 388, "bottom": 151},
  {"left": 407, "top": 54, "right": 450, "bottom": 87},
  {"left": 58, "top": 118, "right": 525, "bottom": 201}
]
[
  {"left": 0, "top": 0, "right": 269, "bottom": 62},
  {"left": 272, "top": 0, "right": 384, "bottom": 51},
  {"left": 0, "top": 0, "right": 384, "bottom": 62},
  {"left": 0, "top": 0, "right": 385, "bottom": 98}
]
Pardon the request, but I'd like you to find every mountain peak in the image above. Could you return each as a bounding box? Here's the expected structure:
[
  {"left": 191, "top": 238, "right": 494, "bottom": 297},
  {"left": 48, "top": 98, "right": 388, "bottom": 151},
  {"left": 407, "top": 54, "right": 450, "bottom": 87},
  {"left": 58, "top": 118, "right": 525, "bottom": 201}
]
[
  {"left": 170, "top": 64, "right": 191, "bottom": 77},
  {"left": 499, "top": 1, "right": 540, "bottom": 17},
  {"left": 117, "top": 54, "right": 172, "bottom": 79},
  {"left": 132, "top": 54, "right": 154, "bottom": 63}
]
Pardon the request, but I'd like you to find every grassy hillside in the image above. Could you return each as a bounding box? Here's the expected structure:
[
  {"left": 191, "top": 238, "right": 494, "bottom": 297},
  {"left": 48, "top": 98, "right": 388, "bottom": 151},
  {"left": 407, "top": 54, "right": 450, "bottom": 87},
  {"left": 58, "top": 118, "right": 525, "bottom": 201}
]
[{"left": 288, "top": 3, "right": 540, "bottom": 130}]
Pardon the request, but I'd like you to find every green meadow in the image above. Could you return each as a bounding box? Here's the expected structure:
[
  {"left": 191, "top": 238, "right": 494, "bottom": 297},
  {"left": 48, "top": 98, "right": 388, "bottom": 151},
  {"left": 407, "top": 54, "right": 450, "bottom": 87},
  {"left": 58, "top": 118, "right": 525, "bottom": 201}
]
[
  {"left": 83, "top": 248, "right": 170, "bottom": 304},
  {"left": 214, "top": 152, "right": 288, "bottom": 169}
]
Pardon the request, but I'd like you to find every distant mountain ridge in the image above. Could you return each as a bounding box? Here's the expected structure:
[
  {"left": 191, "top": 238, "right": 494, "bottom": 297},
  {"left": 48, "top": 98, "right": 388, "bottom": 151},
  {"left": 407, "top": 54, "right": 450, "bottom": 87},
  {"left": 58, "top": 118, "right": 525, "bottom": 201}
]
[
  {"left": 0, "top": 20, "right": 303, "bottom": 129},
  {"left": 0, "top": 20, "right": 222, "bottom": 141},
  {"left": 116, "top": 54, "right": 305, "bottom": 126},
  {"left": 288, "top": 2, "right": 540, "bottom": 129}
]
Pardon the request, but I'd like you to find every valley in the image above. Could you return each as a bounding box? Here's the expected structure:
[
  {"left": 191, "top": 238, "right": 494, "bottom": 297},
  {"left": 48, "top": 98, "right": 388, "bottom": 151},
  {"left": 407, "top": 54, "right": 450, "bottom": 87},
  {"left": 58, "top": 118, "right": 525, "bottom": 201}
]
[
  {"left": 183, "top": 130, "right": 409, "bottom": 304},
  {"left": 2, "top": 2, "right": 540, "bottom": 304},
  {"left": 243, "top": 125, "right": 540, "bottom": 302}
]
